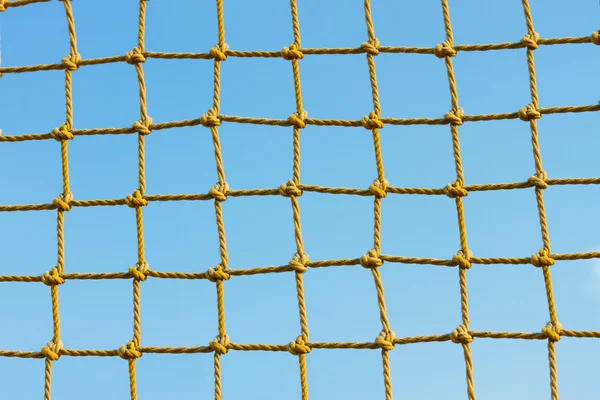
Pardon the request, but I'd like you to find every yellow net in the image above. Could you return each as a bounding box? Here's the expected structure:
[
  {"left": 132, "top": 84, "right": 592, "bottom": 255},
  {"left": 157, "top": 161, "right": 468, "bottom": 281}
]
[{"left": 1, "top": 0, "right": 599, "bottom": 399}]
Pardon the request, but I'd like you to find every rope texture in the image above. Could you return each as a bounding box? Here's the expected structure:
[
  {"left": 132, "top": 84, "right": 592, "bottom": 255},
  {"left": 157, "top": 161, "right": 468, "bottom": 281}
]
[{"left": 0, "top": 1, "right": 599, "bottom": 399}]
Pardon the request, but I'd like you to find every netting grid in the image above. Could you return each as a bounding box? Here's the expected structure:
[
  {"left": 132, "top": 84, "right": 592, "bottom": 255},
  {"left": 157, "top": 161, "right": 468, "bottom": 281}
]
[{"left": 1, "top": 0, "right": 599, "bottom": 399}]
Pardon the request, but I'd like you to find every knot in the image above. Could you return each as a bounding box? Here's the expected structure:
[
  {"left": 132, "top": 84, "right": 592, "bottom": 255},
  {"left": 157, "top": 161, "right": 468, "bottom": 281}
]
[
  {"left": 209, "top": 335, "right": 230, "bottom": 354},
  {"left": 200, "top": 108, "right": 221, "bottom": 128},
  {"left": 450, "top": 324, "right": 473, "bottom": 344},
  {"left": 452, "top": 250, "right": 472, "bottom": 269},
  {"left": 41, "top": 267, "right": 65, "bottom": 286},
  {"left": 209, "top": 44, "right": 229, "bottom": 61},
  {"left": 132, "top": 117, "right": 153, "bottom": 135},
  {"left": 289, "top": 252, "right": 309, "bottom": 273},
  {"left": 53, "top": 192, "right": 73, "bottom": 211},
  {"left": 360, "top": 249, "right": 383, "bottom": 269},
  {"left": 444, "top": 180, "right": 468, "bottom": 198},
  {"left": 206, "top": 265, "right": 230, "bottom": 282},
  {"left": 61, "top": 53, "right": 81, "bottom": 71},
  {"left": 281, "top": 43, "right": 304, "bottom": 60},
  {"left": 531, "top": 248, "right": 555, "bottom": 268},
  {"left": 518, "top": 103, "right": 541, "bottom": 121},
  {"left": 520, "top": 32, "right": 540, "bottom": 50},
  {"left": 278, "top": 180, "right": 302, "bottom": 197},
  {"left": 129, "top": 262, "right": 149, "bottom": 281},
  {"left": 125, "top": 47, "right": 146, "bottom": 64},
  {"left": 0, "top": 0, "right": 5, "bottom": 12},
  {"left": 444, "top": 108, "right": 464, "bottom": 126},
  {"left": 369, "top": 179, "right": 388, "bottom": 198},
  {"left": 374, "top": 330, "right": 396, "bottom": 351},
  {"left": 541, "top": 322, "right": 562, "bottom": 342},
  {"left": 41, "top": 340, "right": 63, "bottom": 361},
  {"left": 528, "top": 171, "right": 548, "bottom": 189},
  {"left": 592, "top": 30, "right": 600, "bottom": 45},
  {"left": 117, "top": 341, "right": 142, "bottom": 359},
  {"left": 288, "top": 111, "right": 308, "bottom": 129},
  {"left": 360, "top": 38, "right": 380, "bottom": 56},
  {"left": 208, "top": 182, "right": 229, "bottom": 202},
  {"left": 125, "top": 190, "right": 148, "bottom": 208},
  {"left": 361, "top": 112, "right": 384, "bottom": 130},
  {"left": 434, "top": 40, "right": 456, "bottom": 58},
  {"left": 51, "top": 124, "right": 74, "bottom": 141},
  {"left": 287, "top": 336, "right": 311, "bottom": 355}
]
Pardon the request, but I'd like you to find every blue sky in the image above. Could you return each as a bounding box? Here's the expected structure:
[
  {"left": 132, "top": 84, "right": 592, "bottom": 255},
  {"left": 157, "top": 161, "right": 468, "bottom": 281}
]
[{"left": 1, "top": 0, "right": 599, "bottom": 399}]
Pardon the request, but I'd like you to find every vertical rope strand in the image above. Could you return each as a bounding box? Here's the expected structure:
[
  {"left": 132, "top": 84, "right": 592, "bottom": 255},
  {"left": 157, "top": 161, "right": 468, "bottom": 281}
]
[
  {"left": 121, "top": 2, "right": 151, "bottom": 399},
  {"left": 134, "top": 0, "right": 149, "bottom": 194},
  {"left": 362, "top": 2, "right": 393, "bottom": 400},
  {"left": 519, "top": 4, "right": 560, "bottom": 398},
  {"left": 42, "top": 1, "right": 79, "bottom": 399},
  {"left": 438, "top": 1, "right": 476, "bottom": 399},
  {"left": 207, "top": 2, "right": 230, "bottom": 400},
  {"left": 283, "top": 2, "right": 311, "bottom": 399}
]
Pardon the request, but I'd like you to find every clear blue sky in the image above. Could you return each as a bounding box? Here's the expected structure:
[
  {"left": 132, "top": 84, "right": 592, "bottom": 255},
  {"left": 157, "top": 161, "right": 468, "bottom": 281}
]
[{"left": 1, "top": 0, "right": 599, "bottom": 399}]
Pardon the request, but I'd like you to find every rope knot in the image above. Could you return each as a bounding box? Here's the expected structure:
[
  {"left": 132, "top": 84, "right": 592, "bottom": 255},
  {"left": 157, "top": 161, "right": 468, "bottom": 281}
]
[
  {"left": 360, "top": 38, "right": 380, "bottom": 56},
  {"left": 360, "top": 249, "right": 383, "bottom": 269},
  {"left": 209, "top": 335, "right": 230, "bottom": 354},
  {"left": 117, "top": 341, "right": 142, "bottom": 359},
  {"left": 206, "top": 265, "right": 230, "bottom": 282},
  {"left": 132, "top": 117, "right": 153, "bottom": 135},
  {"left": 125, "top": 47, "right": 146, "bottom": 65},
  {"left": 129, "top": 262, "right": 149, "bottom": 281},
  {"left": 452, "top": 250, "right": 472, "bottom": 269},
  {"left": 41, "top": 340, "right": 63, "bottom": 361},
  {"left": 0, "top": 0, "right": 6, "bottom": 12},
  {"left": 374, "top": 330, "right": 396, "bottom": 351},
  {"left": 61, "top": 53, "right": 81, "bottom": 71},
  {"left": 444, "top": 180, "right": 468, "bottom": 198},
  {"left": 51, "top": 124, "right": 74, "bottom": 141},
  {"left": 278, "top": 180, "right": 302, "bottom": 197},
  {"left": 209, "top": 182, "right": 229, "bottom": 202},
  {"left": 200, "top": 108, "right": 221, "bottom": 128},
  {"left": 518, "top": 103, "right": 541, "bottom": 121},
  {"left": 125, "top": 190, "right": 148, "bottom": 208},
  {"left": 450, "top": 324, "right": 473, "bottom": 344},
  {"left": 434, "top": 40, "right": 456, "bottom": 58},
  {"left": 528, "top": 171, "right": 548, "bottom": 189},
  {"left": 53, "top": 192, "right": 73, "bottom": 212},
  {"left": 541, "top": 322, "right": 562, "bottom": 342},
  {"left": 209, "top": 44, "right": 229, "bottom": 61},
  {"left": 444, "top": 108, "right": 464, "bottom": 126},
  {"left": 592, "top": 30, "right": 600, "bottom": 45},
  {"left": 282, "top": 43, "right": 304, "bottom": 60},
  {"left": 369, "top": 179, "right": 388, "bottom": 199},
  {"left": 520, "top": 32, "right": 540, "bottom": 50},
  {"left": 289, "top": 252, "right": 309, "bottom": 273},
  {"left": 288, "top": 110, "right": 308, "bottom": 129},
  {"left": 531, "top": 248, "right": 555, "bottom": 268},
  {"left": 287, "top": 336, "right": 311, "bottom": 355},
  {"left": 41, "top": 267, "right": 65, "bottom": 286},
  {"left": 361, "top": 112, "right": 384, "bottom": 130}
]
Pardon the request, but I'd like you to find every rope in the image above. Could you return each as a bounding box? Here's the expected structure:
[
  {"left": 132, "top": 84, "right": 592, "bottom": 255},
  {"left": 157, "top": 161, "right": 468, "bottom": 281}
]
[{"left": 0, "top": 0, "right": 599, "bottom": 399}]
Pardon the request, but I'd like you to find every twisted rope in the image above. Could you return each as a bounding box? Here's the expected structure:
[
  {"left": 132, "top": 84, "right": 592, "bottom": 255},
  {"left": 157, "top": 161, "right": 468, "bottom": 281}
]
[{"left": 0, "top": 1, "right": 598, "bottom": 400}]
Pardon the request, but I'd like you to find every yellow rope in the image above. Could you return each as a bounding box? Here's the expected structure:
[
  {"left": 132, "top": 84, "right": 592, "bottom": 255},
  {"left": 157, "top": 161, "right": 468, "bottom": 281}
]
[
  {"left": 518, "top": 2, "right": 561, "bottom": 398},
  {"left": 0, "top": 0, "right": 599, "bottom": 399},
  {"left": 436, "top": 1, "right": 478, "bottom": 398}
]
